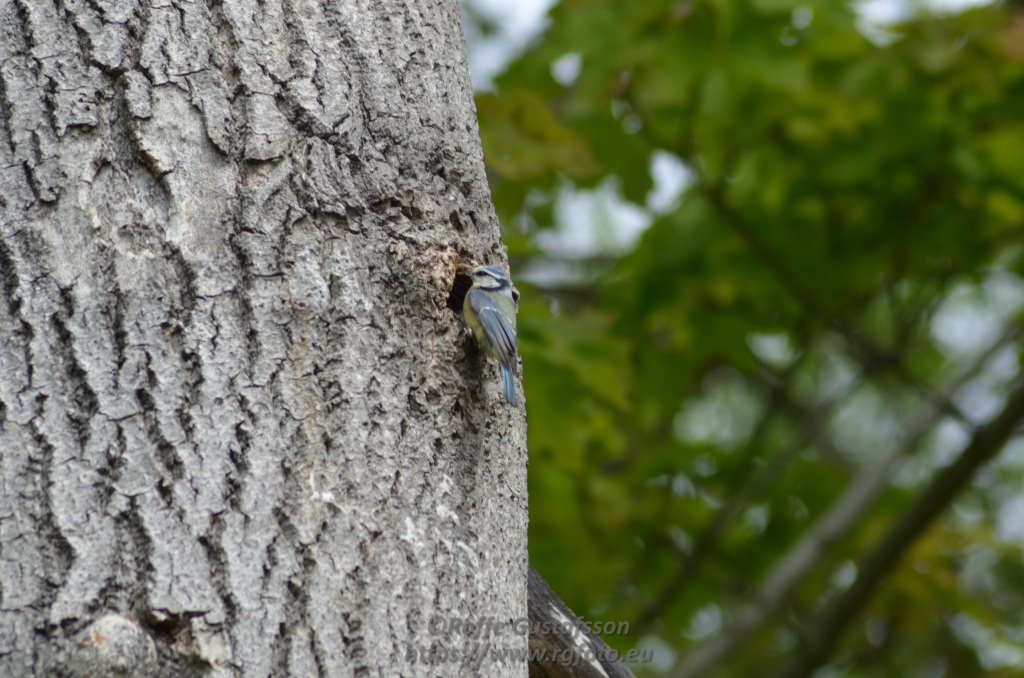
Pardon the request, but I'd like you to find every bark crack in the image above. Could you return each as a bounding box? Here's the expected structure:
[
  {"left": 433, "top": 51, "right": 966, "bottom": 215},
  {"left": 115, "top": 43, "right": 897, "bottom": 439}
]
[
  {"left": 28, "top": 404, "right": 76, "bottom": 610},
  {"left": 51, "top": 285, "right": 100, "bottom": 450}
]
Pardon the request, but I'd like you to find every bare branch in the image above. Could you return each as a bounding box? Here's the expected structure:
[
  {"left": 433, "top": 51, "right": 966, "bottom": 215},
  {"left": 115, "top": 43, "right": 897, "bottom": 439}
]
[
  {"left": 667, "top": 328, "right": 1019, "bottom": 678},
  {"left": 529, "top": 565, "right": 636, "bottom": 678},
  {"left": 634, "top": 364, "right": 859, "bottom": 633},
  {"left": 770, "top": 376, "right": 1024, "bottom": 678}
]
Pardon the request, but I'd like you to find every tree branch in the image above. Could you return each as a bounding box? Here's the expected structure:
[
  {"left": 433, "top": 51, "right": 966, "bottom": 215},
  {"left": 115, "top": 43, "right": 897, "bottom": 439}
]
[
  {"left": 529, "top": 565, "right": 637, "bottom": 678},
  {"left": 667, "top": 328, "right": 1019, "bottom": 678},
  {"left": 634, "top": 364, "right": 859, "bottom": 633},
  {"left": 769, "top": 376, "right": 1024, "bottom": 678}
]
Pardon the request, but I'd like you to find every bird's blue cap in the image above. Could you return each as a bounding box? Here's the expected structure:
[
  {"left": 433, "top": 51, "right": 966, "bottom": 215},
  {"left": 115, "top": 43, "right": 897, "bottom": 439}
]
[{"left": 477, "top": 265, "right": 507, "bottom": 278}]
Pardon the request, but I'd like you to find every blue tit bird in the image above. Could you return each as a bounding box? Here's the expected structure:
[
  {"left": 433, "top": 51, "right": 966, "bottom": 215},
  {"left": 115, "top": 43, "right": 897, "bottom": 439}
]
[{"left": 462, "top": 265, "right": 519, "bottom": 406}]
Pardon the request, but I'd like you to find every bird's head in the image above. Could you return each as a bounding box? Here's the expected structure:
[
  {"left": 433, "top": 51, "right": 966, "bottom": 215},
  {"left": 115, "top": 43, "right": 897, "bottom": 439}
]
[{"left": 468, "top": 266, "right": 511, "bottom": 291}]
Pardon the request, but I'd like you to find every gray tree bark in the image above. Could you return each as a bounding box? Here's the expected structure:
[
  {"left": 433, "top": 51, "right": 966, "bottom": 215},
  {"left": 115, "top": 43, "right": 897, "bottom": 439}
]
[{"left": 0, "top": 0, "right": 528, "bottom": 676}]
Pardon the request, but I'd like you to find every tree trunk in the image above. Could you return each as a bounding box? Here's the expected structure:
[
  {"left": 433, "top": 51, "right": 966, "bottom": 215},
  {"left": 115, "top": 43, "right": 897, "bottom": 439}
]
[{"left": 0, "top": 0, "right": 528, "bottom": 675}]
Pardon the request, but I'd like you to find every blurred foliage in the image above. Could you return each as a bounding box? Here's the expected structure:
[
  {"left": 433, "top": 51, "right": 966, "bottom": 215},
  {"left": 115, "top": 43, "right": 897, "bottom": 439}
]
[{"left": 474, "top": 0, "right": 1024, "bottom": 675}]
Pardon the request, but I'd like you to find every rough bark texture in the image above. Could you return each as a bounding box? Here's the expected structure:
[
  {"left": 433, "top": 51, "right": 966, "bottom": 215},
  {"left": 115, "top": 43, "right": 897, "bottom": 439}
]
[{"left": 0, "top": 0, "right": 528, "bottom": 676}]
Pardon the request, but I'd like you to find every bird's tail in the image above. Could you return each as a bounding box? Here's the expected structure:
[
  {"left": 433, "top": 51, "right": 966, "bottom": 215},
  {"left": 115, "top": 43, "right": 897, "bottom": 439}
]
[{"left": 500, "top": 361, "right": 517, "bottom": 406}]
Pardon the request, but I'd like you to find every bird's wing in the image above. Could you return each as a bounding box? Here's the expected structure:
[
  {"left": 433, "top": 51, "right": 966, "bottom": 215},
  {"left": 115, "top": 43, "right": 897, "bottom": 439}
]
[{"left": 467, "top": 288, "right": 517, "bottom": 366}]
